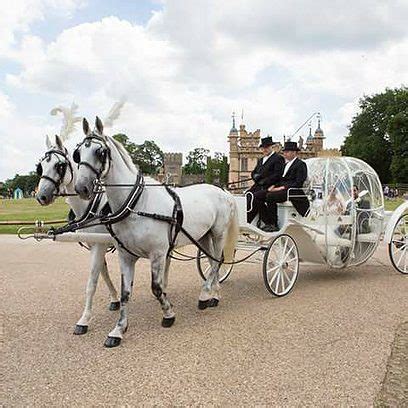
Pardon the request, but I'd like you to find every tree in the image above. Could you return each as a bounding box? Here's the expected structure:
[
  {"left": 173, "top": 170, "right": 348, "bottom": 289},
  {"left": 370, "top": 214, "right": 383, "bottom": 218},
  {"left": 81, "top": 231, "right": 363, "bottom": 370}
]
[
  {"left": 183, "top": 148, "right": 210, "bottom": 175},
  {"left": 388, "top": 111, "right": 408, "bottom": 183},
  {"left": 3, "top": 172, "right": 40, "bottom": 196},
  {"left": 113, "top": 133, "right": 136, "bottom": 157},
  {"left": 112, "top": 135, "right": 164, "bottom": 175},
  {"left": 132, "top": 140, "right": 164, "bottom": 175},
  {"left": 205, "top": 152, "right": 229, "bottom": 186},
  {"left": 341, "top": 87, "right": 408, "bottom": 182}
]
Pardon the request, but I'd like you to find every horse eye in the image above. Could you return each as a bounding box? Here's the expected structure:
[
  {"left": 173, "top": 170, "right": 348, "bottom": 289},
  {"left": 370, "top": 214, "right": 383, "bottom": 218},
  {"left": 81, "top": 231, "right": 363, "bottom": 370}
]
[
  {"left": 96, "top": 148, "right": 106, "bottom": 162},
  {"left": 73, "top": 149, "right": 80, "bottom": 163},
  {"left": 56, "top": 163, "right": 66, "bottom": 177}
]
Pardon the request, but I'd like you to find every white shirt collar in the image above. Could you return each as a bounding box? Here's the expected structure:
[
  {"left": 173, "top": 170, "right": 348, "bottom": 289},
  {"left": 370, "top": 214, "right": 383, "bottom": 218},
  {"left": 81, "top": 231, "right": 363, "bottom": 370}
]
[
  {"left": 262, "top": 151, "right": 274, "bottom": 164},
  {"left": 282, "top": 157, "right": 297, "bottom": 176}
]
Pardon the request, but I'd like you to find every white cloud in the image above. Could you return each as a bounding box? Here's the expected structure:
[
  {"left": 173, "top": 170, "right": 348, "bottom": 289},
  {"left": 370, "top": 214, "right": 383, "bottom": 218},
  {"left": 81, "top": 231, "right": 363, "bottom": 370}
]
[
  {"left": 0, "top": 0, "right": 85, "bottom": 58},
  {"left": 1, "top": 0, "right": 408, "bottom": 179}
]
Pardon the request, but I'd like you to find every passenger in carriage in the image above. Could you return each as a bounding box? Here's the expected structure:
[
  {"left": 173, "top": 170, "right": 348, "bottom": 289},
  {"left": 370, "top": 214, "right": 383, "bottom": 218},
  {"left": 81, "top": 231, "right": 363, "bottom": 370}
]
[
  {"left": 338, "top": 185, "right": 371, "bottom": 235},
  {"left": 260, "top": 141, "right": 309, "bottom": 232},
  {"left": 246, "top": 136, "right": 285, "bottom": 224}
]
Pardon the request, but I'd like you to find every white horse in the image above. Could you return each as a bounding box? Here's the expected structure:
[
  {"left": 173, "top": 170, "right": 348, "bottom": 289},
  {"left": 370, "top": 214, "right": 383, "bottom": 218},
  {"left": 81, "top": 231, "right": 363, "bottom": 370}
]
[
  {"left": 36, "top": 134, "right": 120, "bottom": 335},
  {"left": 74, "top": 117, "right": 239, "bottom": 347}
]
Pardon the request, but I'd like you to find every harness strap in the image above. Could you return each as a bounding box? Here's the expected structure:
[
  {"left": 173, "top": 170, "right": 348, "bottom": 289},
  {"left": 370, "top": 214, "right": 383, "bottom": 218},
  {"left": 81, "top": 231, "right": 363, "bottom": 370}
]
[
  {"left": 164, "top": 185, "right": 184, "bottom": 256},
  {"left": 101, "top": 174, "right": 144, "bottom": 225},
  {"left": 105, "top": 223, "right": 140, "bottom": 258}
]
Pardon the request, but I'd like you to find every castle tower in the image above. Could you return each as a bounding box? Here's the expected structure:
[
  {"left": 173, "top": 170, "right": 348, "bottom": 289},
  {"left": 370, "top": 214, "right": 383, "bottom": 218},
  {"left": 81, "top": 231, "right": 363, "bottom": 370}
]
[
  {"left": 306, "top": 122, "right": 314, "bottom": 151},
  {"left": 163, "top": 153, "right": 183, "bottom": 185},
  {"left": 313, "top": 114, "right": 325, "bottom": 152},
  {"left": 228, "top": 112, "right": 239, "bottom": 185}
]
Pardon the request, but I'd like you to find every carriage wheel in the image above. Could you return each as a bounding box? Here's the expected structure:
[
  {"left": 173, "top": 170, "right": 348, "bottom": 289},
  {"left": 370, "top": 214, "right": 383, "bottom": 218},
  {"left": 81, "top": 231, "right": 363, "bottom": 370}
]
[
  {"left": 263, "top": 234, "right": 299, "bottom": 297},
  {"left": 389, "top": 213, "right": 408, "bottom": 274},
  {"left": 196, "top": 249, "right": 234, "bottom": 283}
]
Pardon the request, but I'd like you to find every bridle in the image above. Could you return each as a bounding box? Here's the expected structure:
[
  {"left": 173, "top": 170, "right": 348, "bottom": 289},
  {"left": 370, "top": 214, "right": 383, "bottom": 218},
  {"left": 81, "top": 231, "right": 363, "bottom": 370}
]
[
  {"left": 36, "top": 148, "right": 74, "bottom": 194},
  {"left": 73, "top": 133, "right": 111, "bottom": 179}
]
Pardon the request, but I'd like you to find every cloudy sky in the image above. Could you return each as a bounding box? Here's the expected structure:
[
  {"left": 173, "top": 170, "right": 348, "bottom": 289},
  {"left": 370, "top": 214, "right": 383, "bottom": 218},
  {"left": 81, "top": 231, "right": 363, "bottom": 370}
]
[{"left": 1, "top": 0, "right": 407, "bottom": 180}]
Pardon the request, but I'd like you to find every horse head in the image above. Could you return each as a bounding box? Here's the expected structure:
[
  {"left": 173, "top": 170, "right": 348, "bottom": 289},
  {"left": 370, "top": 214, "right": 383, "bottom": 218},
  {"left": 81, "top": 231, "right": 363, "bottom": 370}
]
[
  {"left": 74, "top": 117, "right": 111, "bottom": 200},
  {"left": 36, "top": 134, "right": 73, "bottom": 205}
]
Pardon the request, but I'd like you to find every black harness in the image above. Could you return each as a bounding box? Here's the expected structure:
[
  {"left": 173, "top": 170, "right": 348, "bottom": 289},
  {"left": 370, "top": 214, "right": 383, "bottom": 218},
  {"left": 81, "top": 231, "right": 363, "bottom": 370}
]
[
  {"left": 36, "top": 149, "right": 74, "bottom": 194},
  {"left": 73, "top": 135, "right": 111, "bottom": 178},
  {"left": 53, "top": 133, "right": 255, "bottom": 265}
]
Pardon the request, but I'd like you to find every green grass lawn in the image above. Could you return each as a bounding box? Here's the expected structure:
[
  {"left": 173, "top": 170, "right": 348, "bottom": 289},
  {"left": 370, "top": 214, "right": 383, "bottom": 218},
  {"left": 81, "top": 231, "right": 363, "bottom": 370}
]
[
  {"left": 0, "top": 198, "right": 70, "bottom": 234},
  {"left": 384, "top": 197, "right": 405, "bottom": 211},
  {"left": 0, "top": 196, "right": 405, "bottom": 235}
]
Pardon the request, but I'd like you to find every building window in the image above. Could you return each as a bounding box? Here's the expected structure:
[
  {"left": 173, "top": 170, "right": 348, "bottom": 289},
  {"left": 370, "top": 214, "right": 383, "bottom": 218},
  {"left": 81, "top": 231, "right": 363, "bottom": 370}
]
[
  {"left": 239, "top": 176, "right": 248, "bottom": 188},
  {"left": 241, "top": 158, "right": 248, "bottom": 171}
]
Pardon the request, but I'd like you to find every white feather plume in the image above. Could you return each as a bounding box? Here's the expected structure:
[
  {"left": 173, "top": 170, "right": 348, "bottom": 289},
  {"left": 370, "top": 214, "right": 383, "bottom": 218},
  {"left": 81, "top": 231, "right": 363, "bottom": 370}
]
[
  {"left": 50, "top": 102, "right": 82, "bottom": 142},
  {"left": 103, "top": 100, "right": 126, "bottom": 128}
]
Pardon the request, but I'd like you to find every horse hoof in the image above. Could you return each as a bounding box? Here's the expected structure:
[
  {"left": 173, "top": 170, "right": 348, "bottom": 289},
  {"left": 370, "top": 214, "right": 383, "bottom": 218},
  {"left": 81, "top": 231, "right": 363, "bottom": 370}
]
[
  {"left": 73, "top": 325, "right": 88, "bottom": 335},
  {"left": 162, "top": 316, "right": 175, "bottom": 328},
  {"left": 109, "top": 301, "right": 120, "bottom": 311},
  {"left": 198, "top": 299, "right": 209, "bottom": 310},
  {"left": 104, "top": 336, "right": 121, "bottom": 348},
  {"left": 198, "top": 298, "right": 219, "bottom": 310},
  {"left": 208, "top": 298, "right": 219, "bottom": 308}
]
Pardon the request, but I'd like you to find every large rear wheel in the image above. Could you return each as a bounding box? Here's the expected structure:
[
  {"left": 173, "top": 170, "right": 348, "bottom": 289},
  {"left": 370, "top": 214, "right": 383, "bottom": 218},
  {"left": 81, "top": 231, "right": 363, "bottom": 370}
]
[
  {"left": 389, "top": 213, "right": 408, "bottom": 274},
  {"left": 263, "top": 234, "right": 299, "bottom": 296},
  {"left": 196, "top": 249, "right": 234, "bottom": 283}
]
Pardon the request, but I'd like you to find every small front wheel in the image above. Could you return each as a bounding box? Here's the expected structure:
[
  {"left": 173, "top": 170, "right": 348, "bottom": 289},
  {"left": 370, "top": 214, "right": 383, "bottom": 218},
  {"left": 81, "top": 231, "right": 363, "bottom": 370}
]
[
  {"left": 389, "top": 213, "right": 408, "bottom": 274},
  {"left": 196, "top": 249, "right": 234, "bottom": 283},
  {"left": 263, "top": 234, "right": 299, "bottom": 296}
]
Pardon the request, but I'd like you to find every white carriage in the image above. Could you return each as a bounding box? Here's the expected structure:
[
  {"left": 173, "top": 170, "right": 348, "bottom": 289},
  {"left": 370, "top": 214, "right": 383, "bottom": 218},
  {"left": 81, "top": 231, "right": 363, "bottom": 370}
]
[{"left": 197, "top": 157, "right": 408, "bottom": 296}]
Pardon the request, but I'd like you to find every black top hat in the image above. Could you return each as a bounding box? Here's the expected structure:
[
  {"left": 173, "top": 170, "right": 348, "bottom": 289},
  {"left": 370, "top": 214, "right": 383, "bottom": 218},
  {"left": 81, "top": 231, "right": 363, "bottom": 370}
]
[
  {"left": 282, "top": 141, "right": 300, "bottom": 151},
  {"left": 259, "top": 136, "right": 275, "bottom": 148}
]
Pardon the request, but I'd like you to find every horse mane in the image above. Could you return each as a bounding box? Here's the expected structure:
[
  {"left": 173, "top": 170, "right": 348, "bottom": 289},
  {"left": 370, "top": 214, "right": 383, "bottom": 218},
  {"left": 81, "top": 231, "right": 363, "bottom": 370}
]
[
  {"left": 106, "top": 135, "right": 160, "bottom": 184},
  {"left": 107, "top": 136, "right": 138, "bottom": 174}
]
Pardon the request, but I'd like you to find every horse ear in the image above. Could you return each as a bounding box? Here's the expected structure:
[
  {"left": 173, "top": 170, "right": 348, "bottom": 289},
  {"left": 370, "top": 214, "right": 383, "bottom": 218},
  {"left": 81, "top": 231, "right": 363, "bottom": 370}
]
[
  {"left": 83, "top": 118, "right": 90, "bottom": 135},
  {"left": 55, "top": 134, "right": 63, "bottom": 149},
  {"left": 46, "top": 135, "right": 52, "bottom": 149},
  {"left": 95, "top": 116, "right": 104, "bottom": 136}
]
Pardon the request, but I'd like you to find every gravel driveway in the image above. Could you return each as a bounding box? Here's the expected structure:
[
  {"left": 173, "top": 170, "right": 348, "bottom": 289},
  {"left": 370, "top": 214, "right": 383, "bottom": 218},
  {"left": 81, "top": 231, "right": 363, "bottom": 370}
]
[{"left": 1, "top": 235, "right": 407, "bottom": 407}]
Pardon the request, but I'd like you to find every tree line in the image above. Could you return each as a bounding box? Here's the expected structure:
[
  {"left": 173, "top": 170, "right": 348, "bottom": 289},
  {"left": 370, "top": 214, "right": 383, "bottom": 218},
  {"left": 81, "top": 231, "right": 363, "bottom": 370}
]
[
  {"left": 0, "top": 137, "right": 228, "bottom": 197},
  {"left": 341, "top": 86, "right": 408, "bottom": 183},
  {"left": 113, "top": 134, "right": 229, "bottom": 186},
  {"left": 2, "top": 85, "right": 406, "bottom": 197}
]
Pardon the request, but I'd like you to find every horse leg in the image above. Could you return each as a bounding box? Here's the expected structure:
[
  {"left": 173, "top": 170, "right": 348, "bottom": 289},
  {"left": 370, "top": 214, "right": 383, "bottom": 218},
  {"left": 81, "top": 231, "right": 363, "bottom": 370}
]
[
  {"left": 198, "top": 233, "right": 222, "bottom": 310},
  {"left": 74, "top": 245, "right": 105, "bottom": 335},
  {"left": 150, "top": 252, "right": 176, "bottom": 328},
  {"left": 104, "top": 253, "right": 137, "bottom": 348},
  {"left": 162, "top": 257, "right": 171, "bottom": 293},
  {"left": 100, "top": 256, "right": 120, "bottom": 311}
]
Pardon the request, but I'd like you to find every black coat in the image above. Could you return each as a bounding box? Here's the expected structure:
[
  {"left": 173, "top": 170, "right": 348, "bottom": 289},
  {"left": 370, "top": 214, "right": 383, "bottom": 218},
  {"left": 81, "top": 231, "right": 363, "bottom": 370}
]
[
  {"left": 250, "top": 153, "right": 285, "bottom": 191},
  {"left": 278, "top": 157, "right": 309, "bottom": 216},
  {"left": 277, "top": 158, "right": 308, "bottom": 190}
]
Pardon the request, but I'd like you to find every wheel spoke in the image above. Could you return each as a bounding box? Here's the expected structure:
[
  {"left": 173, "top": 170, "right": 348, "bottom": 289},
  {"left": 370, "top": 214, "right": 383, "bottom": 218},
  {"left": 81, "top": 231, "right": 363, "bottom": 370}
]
[
  {"left": 268, "top": 268, "right": 280, "bottom": 287},
  {"left": 282, "top": 269, "right": 292, "bottom": 285},
  {"left": 280, "top": 271, "right": 286, "bottom": 293},
  {"left": 267, "top": 264, "right": 280, "bottom": 275},
  {"left": 286, "top": 256, "right": 298, "bottom": 264},
  {"left": 281, "top": 237, "right": 288, "bottom": 257},
  {"left": 394, "top": 243, "right": 407, "bottom": 254},
  {"left": 396, "top": 246, "right": 407, "bottom": 268},
  {"left": 274, "top": 271, "right": 281, "bottom": 293}
]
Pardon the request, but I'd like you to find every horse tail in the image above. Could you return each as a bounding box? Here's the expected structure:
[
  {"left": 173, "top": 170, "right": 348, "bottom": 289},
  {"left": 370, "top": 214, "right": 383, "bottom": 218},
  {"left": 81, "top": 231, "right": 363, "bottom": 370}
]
[{"left": 223, "top": 199, "right": 239, "bottom": 263}]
